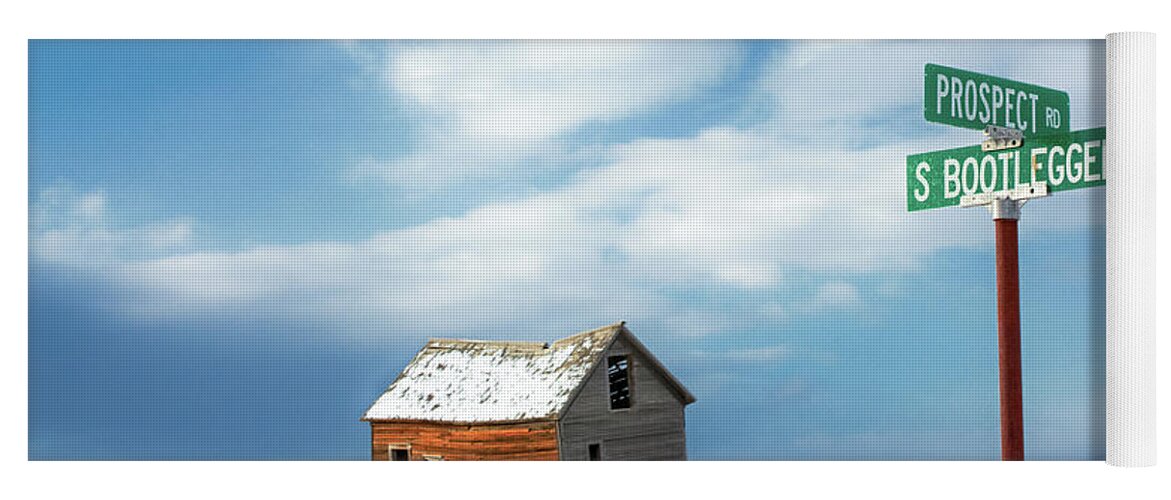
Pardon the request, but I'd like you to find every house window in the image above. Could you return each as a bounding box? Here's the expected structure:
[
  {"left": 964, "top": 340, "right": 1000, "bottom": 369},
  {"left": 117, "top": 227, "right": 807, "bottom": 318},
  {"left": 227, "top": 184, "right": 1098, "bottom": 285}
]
[
  {"left": 389, "top": 445, "right": 410, "bottom": 461},
  {"left": 607, "top": 355, "right": 631, "bottom": 410},
  {"left": 588, "top": 443, "right": 602, "bottom": 461}
]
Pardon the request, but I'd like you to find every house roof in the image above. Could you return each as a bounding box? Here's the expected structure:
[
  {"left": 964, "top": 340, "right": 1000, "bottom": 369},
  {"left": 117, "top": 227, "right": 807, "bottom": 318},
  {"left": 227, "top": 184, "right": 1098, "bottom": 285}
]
[{"left": 361, "top": 322, "right": 694, "bottom": 424}]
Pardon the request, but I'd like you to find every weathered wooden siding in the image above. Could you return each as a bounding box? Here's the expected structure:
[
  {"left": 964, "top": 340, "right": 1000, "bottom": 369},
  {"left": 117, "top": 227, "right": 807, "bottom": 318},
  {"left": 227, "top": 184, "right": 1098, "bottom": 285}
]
[
  {"left": 558, "top": 335, "right": 689, "bottom": 460},
  {"left": 370, "top": 421, "right": 559, "bottom": 461}
]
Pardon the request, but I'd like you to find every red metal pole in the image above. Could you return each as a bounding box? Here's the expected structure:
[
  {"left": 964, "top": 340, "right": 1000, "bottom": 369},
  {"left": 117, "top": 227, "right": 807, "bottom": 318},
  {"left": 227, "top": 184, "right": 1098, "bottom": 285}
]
[{"left": 994, "top": 216, "right": 1024, "bottom": 461}]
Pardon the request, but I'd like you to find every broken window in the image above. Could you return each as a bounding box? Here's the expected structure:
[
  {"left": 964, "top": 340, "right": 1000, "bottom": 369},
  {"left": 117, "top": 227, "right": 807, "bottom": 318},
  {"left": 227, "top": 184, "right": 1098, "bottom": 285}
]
[
  {"left": 390, "top": 447, "right": 410, "bottom": 461},
  {"left": 588, "top": 443, "right": 601, "bottom": 461},
  {"left": 607, "top": 355, "right": 631, "bottom": 410}
]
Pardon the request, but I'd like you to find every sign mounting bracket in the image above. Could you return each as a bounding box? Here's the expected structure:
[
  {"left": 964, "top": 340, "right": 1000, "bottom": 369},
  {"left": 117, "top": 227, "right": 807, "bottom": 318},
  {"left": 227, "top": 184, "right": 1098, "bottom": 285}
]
[{"left": 982, "top": 125, "right": 1025, "bottom": 152}]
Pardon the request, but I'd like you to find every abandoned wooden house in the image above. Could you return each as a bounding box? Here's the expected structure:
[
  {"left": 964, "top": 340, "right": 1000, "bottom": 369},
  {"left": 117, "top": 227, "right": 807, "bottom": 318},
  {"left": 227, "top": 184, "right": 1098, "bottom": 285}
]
[{"left": 361, "top": 322, "right": 695, "bottom": 461}]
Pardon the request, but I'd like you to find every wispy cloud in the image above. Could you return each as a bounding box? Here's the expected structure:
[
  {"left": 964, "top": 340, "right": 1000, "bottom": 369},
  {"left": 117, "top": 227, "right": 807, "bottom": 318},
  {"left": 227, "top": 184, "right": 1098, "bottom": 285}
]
[
  {"left": 795, "top": 282, "right": 860, "bottom": 314},
  {"left": 30, "top": 40, "right": 1105, "bottom": 340},
  {"left": 30, "top": 131, "right": 963, "bottom": 335},
  {"left": 361, "top": 40, "right": 746, "bottom": 188},
  {"left": 31, "top": 187, "right": 194, "bottom": 270},
  {"left": 761, "top": 40, "right": 1104, "bottom": 146}
]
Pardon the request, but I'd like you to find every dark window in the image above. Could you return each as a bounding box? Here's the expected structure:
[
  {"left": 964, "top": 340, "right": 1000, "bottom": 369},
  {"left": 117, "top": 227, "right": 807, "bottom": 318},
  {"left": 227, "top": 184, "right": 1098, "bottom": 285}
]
[
  {"left": 588, "top": 443, "right": 602, "bottom": 461},
  {"left": 391, "top": 448, "right": 410, "bottom": 461},
  {"left": 607, "top": 355, "right": 631, "bottom": 410}
]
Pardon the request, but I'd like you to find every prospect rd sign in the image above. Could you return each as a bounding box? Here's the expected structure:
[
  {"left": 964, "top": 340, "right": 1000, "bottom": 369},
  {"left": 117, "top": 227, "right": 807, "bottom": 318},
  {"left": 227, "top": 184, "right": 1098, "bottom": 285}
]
[
  {"left": 924, "top": 64, "right": 1070, "bottom": 138},
  {"left": 906, "top": 127, "right": 1106, "bottom": 212}
]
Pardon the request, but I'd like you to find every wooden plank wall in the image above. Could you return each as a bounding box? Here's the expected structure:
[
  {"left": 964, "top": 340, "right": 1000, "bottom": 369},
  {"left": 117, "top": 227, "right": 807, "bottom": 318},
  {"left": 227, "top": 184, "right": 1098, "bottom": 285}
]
[
  {"left": 558, "top": 335, "right": 689, "bottom": 460},
  {"left": 369, "top": 421, "right": 559, "bottom": 461}
]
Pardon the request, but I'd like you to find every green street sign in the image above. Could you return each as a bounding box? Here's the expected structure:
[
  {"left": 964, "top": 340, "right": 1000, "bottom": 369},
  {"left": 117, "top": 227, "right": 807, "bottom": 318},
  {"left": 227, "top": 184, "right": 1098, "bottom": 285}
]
[
  {"left": 907, "top": 127, "right": 1106, "bottom": 212},
  {"left": 924, "top": 64, "right": 1070, "bottom": 138}
]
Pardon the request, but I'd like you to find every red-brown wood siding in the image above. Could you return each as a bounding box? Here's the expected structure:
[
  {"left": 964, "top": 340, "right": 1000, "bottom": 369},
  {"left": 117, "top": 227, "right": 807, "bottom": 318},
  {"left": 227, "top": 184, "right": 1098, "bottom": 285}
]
[{"left": 369, "top": 420, "right": 559, "bottom": 461}]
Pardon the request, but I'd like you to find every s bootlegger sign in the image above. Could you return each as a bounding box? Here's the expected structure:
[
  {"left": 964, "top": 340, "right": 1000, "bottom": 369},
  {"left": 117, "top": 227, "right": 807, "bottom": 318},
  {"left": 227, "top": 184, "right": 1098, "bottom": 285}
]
[{"left": 906, "top": 127, "right": 1105, "bottom": 212}]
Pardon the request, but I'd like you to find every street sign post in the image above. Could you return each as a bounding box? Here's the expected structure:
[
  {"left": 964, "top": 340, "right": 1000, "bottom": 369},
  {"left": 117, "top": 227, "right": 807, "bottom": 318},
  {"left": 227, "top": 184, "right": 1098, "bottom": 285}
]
[
  {"left": 912, "top": 64, "right": 1103, "bottom": 461},
  {"left": 993, "top": 202, "right": 1024, "bottom": 461},
  {"left": 924, "top": 64, "right": 1071, "bottom": 138},
  {"left": 906, "top": 127, "right": 1106, "bottom": 212}
]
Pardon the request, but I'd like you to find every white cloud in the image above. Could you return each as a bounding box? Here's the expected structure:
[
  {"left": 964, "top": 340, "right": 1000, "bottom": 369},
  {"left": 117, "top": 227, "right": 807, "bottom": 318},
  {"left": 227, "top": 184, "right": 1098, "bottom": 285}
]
[
  {"left": 80, "top": 128, "right": 971, "bottom": 332},
  {"left": 392, "top": 40, "right": 739, "bottom": 141},
  {"left": 589, "top": 128, "right": 990, "bottom": 279},
  {"left": 144, "top": 221, "right": 194, "bottom": 251},
  {"left": 372, "top": 40, "right": 744, "bottom": 187},
  {"left": 33, "top": 41, "right": 1106, "bottom": 339},
  {"left": 31, "top": 187, "right": 193, "bottom": 270},
  {"left": 108, "top": 188, "right": 636, "bottom": 332},
  {"left": 32, "top": 129, "right": 1083, "bottom": 334},
  {"left": 798, "top": 282, "right": 860, "bottom": 314},
  {"left": 74, "top": 191, "right": 107, "bottom": 220},
  {"left": 762, "top": 39, "right": 1103, "bottom": 143}
]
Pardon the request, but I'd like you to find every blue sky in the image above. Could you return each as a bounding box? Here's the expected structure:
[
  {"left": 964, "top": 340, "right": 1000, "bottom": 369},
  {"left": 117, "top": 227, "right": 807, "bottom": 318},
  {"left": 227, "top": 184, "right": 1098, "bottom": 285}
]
[{"left": 29, "top": 40, "right": 1105, "bottom": 460}]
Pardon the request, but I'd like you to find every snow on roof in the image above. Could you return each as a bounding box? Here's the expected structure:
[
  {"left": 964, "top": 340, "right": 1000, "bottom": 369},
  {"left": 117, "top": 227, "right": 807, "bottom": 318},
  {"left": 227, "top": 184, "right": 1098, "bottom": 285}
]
[{"left": 362, "top": 323, "right": 624, "bottom": 423}]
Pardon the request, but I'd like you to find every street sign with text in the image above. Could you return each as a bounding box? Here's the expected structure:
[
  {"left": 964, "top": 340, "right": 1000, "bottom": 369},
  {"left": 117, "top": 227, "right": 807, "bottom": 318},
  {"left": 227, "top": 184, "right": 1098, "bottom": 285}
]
[
  {"left": 912, "top": 62, "right": 1096, "bottom": 461},
  {"left": 924, "top": 64, "right": 1071, "bottom": 138},
  {"left": 906, "top": 127, "right": 1106, "bottom": 212}
]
